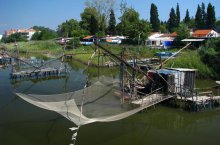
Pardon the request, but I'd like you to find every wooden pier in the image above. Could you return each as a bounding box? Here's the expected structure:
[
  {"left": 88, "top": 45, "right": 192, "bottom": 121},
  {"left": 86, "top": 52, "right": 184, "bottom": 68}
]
[
  {"left": 131, "top": 93, "right": 174, "bottom": 107},
  {"left": 11, "top": 67, "right": 67, "bottom": 80}
]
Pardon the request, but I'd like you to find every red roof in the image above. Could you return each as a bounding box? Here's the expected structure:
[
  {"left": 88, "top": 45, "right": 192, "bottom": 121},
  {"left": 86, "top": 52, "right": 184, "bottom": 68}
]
[
  {"left": 192, "top": 29, "right": 212, "bottom": 37},
  {"left": 161, "top": 32, "right": 177, "bottom": 37},
  {"left": 83, "top": 35, "right": 95, "bottom": 39}
]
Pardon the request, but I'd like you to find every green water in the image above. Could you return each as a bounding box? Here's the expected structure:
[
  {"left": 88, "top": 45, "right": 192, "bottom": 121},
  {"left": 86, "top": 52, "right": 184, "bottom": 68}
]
[{"left": 0, "top": 61, "right": 220, "bottom": 145}]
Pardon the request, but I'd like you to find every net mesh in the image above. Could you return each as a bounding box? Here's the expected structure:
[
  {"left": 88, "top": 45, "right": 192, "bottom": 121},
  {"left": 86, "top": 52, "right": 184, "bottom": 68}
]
[{"left": 16, "top": 76, "right": 150, "bottom": 126}]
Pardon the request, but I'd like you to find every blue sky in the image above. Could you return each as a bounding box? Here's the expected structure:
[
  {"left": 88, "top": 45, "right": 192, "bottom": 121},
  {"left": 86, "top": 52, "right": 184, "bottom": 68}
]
[{"left": 0, "top": 0, "right": 220, "bottom": 34}]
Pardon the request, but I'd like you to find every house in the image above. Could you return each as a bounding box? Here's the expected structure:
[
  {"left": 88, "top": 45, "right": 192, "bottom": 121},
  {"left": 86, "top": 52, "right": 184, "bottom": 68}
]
[
  {"left": 55, "top": 37, "right": 73, "bottom": 45},
  {"left": 5, "top": 28, "right": 36, "bottom": 40},
  {"left": 146, "top": 32, "right": 177, "bottom": 49},
  {"left": 80, "top": 35, "right": 97, "bottom": 45},
  {"left": 192, "top": 29, "right": 219, "bottom": 38},
  {"left": 100, "top": 36, "right": 126, "bottom": 44}
]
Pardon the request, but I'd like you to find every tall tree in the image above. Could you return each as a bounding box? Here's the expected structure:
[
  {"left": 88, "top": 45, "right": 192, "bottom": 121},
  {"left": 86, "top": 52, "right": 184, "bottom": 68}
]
[
  {"left": 57, "top": 19, "right": 86, "bottom": 37},
  {"left": 108, "top": 9, "right": 116, "bottom": 35},
  {"left": 176, "top": 3, "right": 180, "bottom": 26},
  {"left": 201, "top": 2, "right": 207, "bottom": 29},
  {"left": 184, "top": 9, "right": 190, "bottom": 24},
  {"left": 167, "top": 8, "right": 177, "bottom": 32},
  {"left": 195, "top": 4, "right": 203, "bottom": 29},
  {"left": 80, "top": 7, "right": 99, "bottom": 35},
  {"left": 90, "top": 15, "right": 99, "bottom": 35},
  {"left": 206, "top": 3, "right": 216, "bottom": 29},
  {"left": 85, "top": 0, "right": 116, "bottom": 35},
  {"left": 120, "top": 0, "right": 127, "bottom": 14},
  {"left": 150, "top": 3, "right": 160, "bottom": 32},
  {"left": 32, "top": 26, "right": 57, "bottom": 40},
  {"left": 117, "top": 8, "right": 149, "bottom": 43}
]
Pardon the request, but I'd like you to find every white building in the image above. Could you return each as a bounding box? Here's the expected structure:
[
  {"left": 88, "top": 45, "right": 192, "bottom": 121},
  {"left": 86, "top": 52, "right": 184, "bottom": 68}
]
[
  {"left": 192, "top": 29, "right": 219, "bottom": 38},
  {"left": 146, "top": 32, "right": 177, "bottom": 49},
  {"left": 5, "top": 28, "right": 36, "bottom": 40},
  {"left": 0, "top": 35, "right": 2, "bottom": 40}
]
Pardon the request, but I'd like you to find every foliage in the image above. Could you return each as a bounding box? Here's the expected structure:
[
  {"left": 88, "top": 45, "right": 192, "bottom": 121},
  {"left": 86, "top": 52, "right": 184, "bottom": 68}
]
[
  {"left": 57, "top": 19, "right": 86, "bottom": 37},
  {"left": 150, "top": 3, "right": 160, "bottom": 32},
  {"left": 32, "top": 26, "right": 57, "bottom": 40},
  {"left": 173, "top": 23, "right": 190, "bottom": 46},
  {"left": 167, "top": 8, "right": 177, "bottom": 32},
  {"left": 1, "top": 33, "right": 26, "bottom": 43},
  {"left": 2, "top": 40, "right": 62, "bottom": 54},
  {"left": 107, "top": 9, "right": 116, "bottom": 35},
  {"left": 199, "top": 38, "right": 220, "bottom": 78},
  {"left": 165, "top": 50, "right": 214, "bottom": 78},
  {"left": 85, "top": 0, "right": 116, "bottom": 35},
  {"left": 80, "top": 7, "right": 99, "bottom": 35},
  {"left": 117, "top": 8, "right": 139, "bottom": 43},
  {"left": 206, "top": 3, "right": 216, "bottom": 29},
  {"left": 176, "top": 3, "right": 180, "bottom": 26},
  {"left": 184, "top": 9, "right": 190, "bottom": 24},
  {"left": 195, "top": 4, "right": 203, "bottom": 29}
]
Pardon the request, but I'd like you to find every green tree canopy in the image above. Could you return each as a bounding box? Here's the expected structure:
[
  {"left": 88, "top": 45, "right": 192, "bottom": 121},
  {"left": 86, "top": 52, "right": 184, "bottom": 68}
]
[
  {"left": 32, "top": 26, "right": 57, "bottom": 40},
  {"left": 167, "top": 8, "right": 177, "bottom": 32},
  {"left": 184, "top": 9, "right": 190, "bottom": 24},
  {"left": 206, "top": 3, "right": 216, "bottom": 29},
  {"left": 1, "top": 33, "right": 26, "bottom": 43},
  {"left": 108, "top": 9, "right": 116, "bottom": 35},
  {"left": 57, "top": 19, "right": 86, "bottom": 37},
  {"left": 176, "top": 3, "right": 180, "bottom": 26},
  {"left": 80, "top": 7, "right": 99, "bottom": 35},
  {"left": 195, "top": 4, "right": 203, "bottom": 29},
  {"left": 150, "top": 3, "right": 160, "bottom": 32}
]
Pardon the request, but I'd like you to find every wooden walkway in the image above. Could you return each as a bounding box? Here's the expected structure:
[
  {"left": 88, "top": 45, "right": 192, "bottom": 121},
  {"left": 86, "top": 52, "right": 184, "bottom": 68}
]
[
  {"left": 131, "top": 93, "right": 174, "bottom": 107},
  {"left": 11, "top": 67, "right": 67, "bottom": 80}
]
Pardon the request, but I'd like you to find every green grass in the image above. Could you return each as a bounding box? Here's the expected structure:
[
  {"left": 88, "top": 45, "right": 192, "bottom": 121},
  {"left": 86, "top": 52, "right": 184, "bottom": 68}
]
[
  {"left": 1, "top": 40, "right": 215, "bottom": 78},
  {"left": 164, "top": 50, "right": 214, "bottom": 78},
  {"left": 1, "top": 40, "right": 63, "bottom": 54}
]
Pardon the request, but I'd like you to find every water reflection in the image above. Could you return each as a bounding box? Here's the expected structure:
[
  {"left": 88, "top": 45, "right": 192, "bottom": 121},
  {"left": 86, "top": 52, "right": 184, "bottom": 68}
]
[{"left": 0, "top": 60, "right": 220, "bottom": 145}]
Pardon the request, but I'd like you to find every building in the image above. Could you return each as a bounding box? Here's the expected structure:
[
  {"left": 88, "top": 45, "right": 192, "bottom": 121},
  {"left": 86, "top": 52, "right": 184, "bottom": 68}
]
[
  {"left": 146, "top": 32, "right": 177, "bottom": 49},
  {"left": 80, "top": 35, "right": 97, "bottom": 45},
  {"left": 192, "top": 29, "right": 219, "bottom": 38},
  {"left": 100, "top": 36, "right": 126, "bottom": 44},
  {"left": 0, "top": 35, "right": 2, "bottom": 40},
  {"left": 5, "top": 28, "right": 36, "bottom": 40}
]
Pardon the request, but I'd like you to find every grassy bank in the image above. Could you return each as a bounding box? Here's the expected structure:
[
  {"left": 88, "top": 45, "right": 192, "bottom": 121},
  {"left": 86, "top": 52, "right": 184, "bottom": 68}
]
[
  {"left": 164, "top": 50, "right": 214, "bottom": 78},
  {"left": 1, "top": 40, "right": 63, "bottom": 54},
  {"left": 1, "top": 40, "right": 215, "bottom": 78}
]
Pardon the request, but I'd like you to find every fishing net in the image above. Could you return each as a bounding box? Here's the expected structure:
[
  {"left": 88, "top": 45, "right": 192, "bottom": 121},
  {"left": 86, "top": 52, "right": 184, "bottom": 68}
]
[{"left": 16, "top": 76, "right": 150, "bottom": 126}]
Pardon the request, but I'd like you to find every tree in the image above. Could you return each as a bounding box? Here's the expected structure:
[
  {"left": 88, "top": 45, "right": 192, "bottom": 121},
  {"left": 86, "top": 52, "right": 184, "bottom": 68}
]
[
  {"left": 184, "top": 9, "right": 190, "bottom": 24},
  {"left": 201, "top": 2, "right": 207, "bottom": 29},
  {"left": 206, "top": 3, "right": 216, "bottom": 29},
  {"left": 57, "top": 19, "right": 86, "bottom": 37},
  {"left": 108, "top": 9, "right": 116, "bottom": 35},
  {"left": 85, "top": 0, "right": 116, "bottom": 35},
  {"left": 117, "top": 8, "right": 141, "bottom": 43},
  {"left": 150, "top": 3, "right": 160, "bottom": 32},
  {"left": 167, "top": 8, "right": 177, "bottom": 32},
  {"left": 138, "top": 19, "right": 152, "bottom": 43},
  {"left": 1, "top": 33, "right": 26, "bottom": 43},
  {"left": 90, "top": 15, "right": 99, "bottom": 35},
  {"left": 80, "top": 7, "right": 99, "bottom": 34},
  {"left": 32, "top": 26, "right": 57, "bottom": 40},
  {"left": 195, "top": 4, "right": 203, "bottom": 29},
  {"left": 174, "top": 23, "right": 190, "bottom": 46},
  {"left": 176, "top": 3, "right": 180, "bottom": 26}
]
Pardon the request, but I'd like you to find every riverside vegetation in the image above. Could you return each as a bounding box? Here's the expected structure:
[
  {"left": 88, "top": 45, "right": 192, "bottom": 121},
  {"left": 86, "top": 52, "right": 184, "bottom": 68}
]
[{"left": 1, "top": 38, "right": 220, "bottom": 79}]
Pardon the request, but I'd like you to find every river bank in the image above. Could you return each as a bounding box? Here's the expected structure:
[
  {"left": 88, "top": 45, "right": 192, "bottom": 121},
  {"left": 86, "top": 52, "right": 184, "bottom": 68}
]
[{"left": 0, "top": 40, "right": 217, "bottom": 79}]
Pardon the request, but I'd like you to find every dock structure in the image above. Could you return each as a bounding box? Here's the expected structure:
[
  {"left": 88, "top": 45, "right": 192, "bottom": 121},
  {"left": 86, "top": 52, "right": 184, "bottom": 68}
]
[
  {"left": 131, "top": 93, "right": 174, "bottom": 107},
  {"left": 11, "top": 67, "right": 67, "bottom": 80}
]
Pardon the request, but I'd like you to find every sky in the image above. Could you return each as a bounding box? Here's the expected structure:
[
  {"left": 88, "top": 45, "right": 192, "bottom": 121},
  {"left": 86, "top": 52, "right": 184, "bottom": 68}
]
[{"left": 0, "top": 0, "right": 220, "bottom": 34}]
